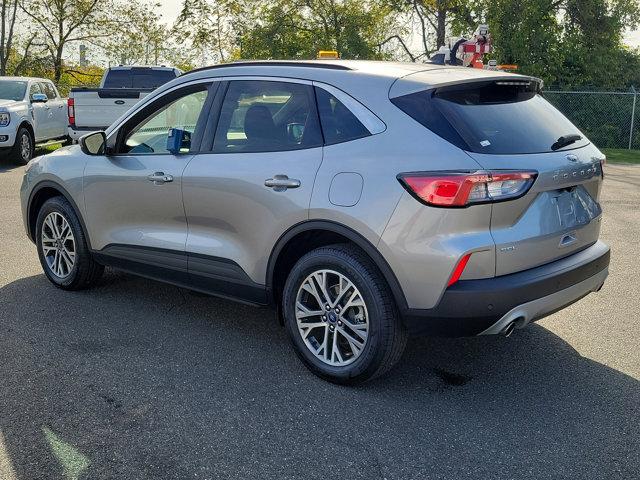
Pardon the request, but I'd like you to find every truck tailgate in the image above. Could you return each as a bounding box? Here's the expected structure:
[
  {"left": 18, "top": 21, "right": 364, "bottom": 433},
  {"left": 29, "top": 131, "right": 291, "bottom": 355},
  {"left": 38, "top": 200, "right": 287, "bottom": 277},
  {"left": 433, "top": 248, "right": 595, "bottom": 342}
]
[{"left": 71, "top": 89, "right": 151, "bottom": 129}]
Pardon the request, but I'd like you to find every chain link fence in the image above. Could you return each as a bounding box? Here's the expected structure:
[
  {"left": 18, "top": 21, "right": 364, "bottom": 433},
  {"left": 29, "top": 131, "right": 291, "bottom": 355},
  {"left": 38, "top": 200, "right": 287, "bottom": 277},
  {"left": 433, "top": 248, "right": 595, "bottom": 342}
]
[{"left": 544, "top": 88, "right": 639, "bottom": 150}]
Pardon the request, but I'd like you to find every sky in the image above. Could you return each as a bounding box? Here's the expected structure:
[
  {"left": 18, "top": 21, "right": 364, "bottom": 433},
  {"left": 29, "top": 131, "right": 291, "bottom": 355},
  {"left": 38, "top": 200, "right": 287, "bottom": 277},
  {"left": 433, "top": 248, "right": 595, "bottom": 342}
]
[
  {"left": 155, "top": 0, "right": 640, "bottom": 48},
  {"left": 156, "top": 0, "right": 181, "bottom": 25}
]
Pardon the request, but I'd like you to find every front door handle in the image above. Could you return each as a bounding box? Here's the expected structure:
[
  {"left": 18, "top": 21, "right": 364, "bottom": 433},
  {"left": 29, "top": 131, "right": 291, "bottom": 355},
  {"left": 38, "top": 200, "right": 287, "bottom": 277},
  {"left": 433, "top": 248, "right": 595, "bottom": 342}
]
[
  {"left": 148, "top": 172, "right": 173, "bottom": 184},
  {"left": 264, "top": 175, "right": 301, "bottom": 191}
]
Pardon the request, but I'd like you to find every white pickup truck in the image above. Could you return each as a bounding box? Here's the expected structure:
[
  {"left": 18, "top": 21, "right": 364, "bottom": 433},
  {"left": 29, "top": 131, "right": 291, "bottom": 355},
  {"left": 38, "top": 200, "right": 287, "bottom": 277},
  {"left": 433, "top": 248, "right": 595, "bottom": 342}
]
[
  {"left": 0, "top": 77, "right": 69, "bottom": 164},
  {"left": 67, "top": 66, "right": 181, "bottom": 141}
]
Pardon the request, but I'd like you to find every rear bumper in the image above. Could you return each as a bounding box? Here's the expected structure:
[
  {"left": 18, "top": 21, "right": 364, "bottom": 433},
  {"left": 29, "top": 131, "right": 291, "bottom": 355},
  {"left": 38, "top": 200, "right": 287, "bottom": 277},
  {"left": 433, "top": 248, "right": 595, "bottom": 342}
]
[
  {"left": 402, "top": 241, "right": 610, "bottom": 336},
  {"left": 68, "top": 126, "right": 106, "bottom": 142}
]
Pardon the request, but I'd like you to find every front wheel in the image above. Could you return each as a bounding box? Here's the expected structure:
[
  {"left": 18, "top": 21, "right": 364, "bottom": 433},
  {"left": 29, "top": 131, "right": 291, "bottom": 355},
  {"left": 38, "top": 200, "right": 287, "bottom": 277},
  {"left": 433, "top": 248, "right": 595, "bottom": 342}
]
[
  {"left": 282, "top": 244, "right": 407, "bottom": 385},
  {"left": 11, "top": 127, "right": 34, "bottom": 165},
  {"left": 36, "top": 196, "right": 104, "bottom": 290}
]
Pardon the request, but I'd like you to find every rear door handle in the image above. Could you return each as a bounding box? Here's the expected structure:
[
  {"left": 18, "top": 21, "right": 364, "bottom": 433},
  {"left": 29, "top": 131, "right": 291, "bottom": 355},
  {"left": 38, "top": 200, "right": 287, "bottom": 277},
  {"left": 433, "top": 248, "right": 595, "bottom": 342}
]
[
  {"left": 264, "top": 175, "right": 301, "bottom": 191},
  {"left": 148, "top": 172, "right": 173, "bottom": 184}
]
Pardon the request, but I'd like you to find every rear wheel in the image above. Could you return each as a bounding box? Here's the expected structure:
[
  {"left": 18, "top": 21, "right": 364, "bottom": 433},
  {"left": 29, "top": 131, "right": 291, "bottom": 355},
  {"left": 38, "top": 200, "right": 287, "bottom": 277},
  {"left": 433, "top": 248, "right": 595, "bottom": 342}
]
[
  {"left": 11, "top": 127, "right": 33, "bottom": 165},
  {"left": 282, "top": 244, "right": 407, "bottom": 385},
  {"left": 36, "top": 196, "right": 103, "bottom": 290}
]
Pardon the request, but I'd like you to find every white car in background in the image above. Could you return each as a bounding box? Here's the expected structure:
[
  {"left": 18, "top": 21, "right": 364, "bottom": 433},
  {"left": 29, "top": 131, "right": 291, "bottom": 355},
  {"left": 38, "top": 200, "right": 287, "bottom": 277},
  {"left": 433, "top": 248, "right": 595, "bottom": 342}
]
[{"left": 0, "top": 77, "right": 69, "bottom": 165}]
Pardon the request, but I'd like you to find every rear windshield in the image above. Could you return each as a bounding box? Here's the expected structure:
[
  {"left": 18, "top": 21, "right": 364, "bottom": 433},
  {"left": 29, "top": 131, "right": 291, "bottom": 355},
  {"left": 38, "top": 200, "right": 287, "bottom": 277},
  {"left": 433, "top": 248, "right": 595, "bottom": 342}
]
[
  {"left": 391, "top": 81, "right": 589, "bottom": 154},
  {"left": 103, "top": 69, "right": 178, "bottom": 89}
]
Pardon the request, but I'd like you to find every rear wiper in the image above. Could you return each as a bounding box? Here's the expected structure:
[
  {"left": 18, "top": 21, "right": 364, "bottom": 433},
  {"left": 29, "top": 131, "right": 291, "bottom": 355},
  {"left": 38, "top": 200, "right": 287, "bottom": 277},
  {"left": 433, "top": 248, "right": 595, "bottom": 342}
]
[{"left": 551, "top": 134, "right": 582, "bottom": 151}]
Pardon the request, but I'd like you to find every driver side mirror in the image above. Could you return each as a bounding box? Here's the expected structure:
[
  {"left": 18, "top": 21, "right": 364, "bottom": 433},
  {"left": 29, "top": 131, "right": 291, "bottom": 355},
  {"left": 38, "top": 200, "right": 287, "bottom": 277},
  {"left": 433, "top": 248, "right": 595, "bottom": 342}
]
[
  {"left": 31, "top": 93, "right": 48, "bottom": 103},
  {"left": 79, "top": 131, "right": 106, "bottom": 156}
]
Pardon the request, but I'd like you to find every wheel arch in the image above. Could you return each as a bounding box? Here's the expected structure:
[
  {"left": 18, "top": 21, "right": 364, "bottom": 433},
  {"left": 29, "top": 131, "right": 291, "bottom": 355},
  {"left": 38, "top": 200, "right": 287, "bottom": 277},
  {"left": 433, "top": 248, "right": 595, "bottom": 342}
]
[
  {"left": 27, "top": 180, "right": 91, "bottom": 249},
  {"left": 17, "top": 120, "right": 34, "bottom": 141},
  {"left": 267, "top": 220, "right": 408, "bottom": 311}
]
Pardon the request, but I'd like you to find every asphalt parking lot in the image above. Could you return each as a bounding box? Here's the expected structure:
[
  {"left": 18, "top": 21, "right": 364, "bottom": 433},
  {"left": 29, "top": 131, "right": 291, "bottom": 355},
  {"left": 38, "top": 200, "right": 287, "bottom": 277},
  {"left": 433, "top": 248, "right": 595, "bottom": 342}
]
[{"left": 0, "top": 158, "right": 638, "bottom": 480}]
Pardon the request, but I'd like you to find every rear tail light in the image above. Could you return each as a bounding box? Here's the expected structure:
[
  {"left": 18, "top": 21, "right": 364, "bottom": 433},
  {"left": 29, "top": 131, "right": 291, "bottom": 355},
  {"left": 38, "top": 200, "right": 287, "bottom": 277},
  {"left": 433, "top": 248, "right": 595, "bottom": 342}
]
[
  {"left": 398, "top": 170, "right": 537, "bottom": 207},
  {"left": 67, "top": 98, "right": 75, "bottom": 127}
]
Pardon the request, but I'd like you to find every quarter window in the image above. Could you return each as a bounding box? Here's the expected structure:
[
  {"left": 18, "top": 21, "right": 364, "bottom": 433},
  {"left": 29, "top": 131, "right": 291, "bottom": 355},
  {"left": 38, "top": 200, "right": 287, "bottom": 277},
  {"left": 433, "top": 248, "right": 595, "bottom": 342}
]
[
  {"left": 121, "top": 86, "right": 209, "bottom": 155},
  {"left": 213, "top": 80, "right": 322, "bottom": 153},
  {"left": 315, "top": 87, "right": 370, "bottom": 145}
]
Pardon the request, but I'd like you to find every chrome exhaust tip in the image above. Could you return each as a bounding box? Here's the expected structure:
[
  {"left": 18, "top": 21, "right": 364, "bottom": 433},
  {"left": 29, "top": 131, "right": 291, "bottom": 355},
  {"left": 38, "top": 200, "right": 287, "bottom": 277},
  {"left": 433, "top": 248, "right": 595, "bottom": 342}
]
[{"left": 502, "top": 322, "right": 517, "bottom": 337}]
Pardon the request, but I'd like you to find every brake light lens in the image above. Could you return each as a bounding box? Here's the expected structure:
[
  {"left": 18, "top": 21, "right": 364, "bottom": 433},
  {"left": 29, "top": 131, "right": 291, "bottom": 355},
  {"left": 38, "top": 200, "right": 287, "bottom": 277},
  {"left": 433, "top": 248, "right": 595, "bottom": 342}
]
[
  {"left": 398, "top": 170, "right": 537, "bottom": 207},
  {"left": 67, "top": 98, "right": 75, "bottom": 126}
]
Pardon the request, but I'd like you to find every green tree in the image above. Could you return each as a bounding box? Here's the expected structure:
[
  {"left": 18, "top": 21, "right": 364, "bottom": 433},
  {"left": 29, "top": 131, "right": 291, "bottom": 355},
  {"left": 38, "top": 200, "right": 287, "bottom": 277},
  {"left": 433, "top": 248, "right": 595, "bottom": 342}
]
[
  {"left": 102, "top": 1, "right": 169, "bottom": 65},
  {"left": 20, "top": 0, "right": 114, "bottom": 82},
  {"left": 174, "top": 0, "right": 241, "bottom": 63},
  {"left": 237, "top": 0, "right": 397, "bottom": 60}
]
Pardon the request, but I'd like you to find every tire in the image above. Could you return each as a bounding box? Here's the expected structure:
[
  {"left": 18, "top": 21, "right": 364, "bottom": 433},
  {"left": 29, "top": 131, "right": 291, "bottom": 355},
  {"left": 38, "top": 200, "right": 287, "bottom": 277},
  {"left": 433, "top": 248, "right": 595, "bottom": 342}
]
[
  {"left": 62, "top": 135, "right": 73, "bottom": 147},
  {"left": 11, "top": 127, "right": 34, "bottom": 165},
  {"left": 282, "top": 244, "right": 408, "bottom": 385},
  {"left": 35, "top": 196, "right": 104, "bottom": 290}
]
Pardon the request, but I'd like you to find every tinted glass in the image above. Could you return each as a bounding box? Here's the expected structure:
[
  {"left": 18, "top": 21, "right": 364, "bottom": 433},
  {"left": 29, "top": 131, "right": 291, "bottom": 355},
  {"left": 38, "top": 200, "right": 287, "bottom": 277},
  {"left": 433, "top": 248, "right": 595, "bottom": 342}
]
[
  {"left": 123, "top": 87, "right": 208, "bottom": 154},
  {"left": 214, "top": 80, "right": 322, "bottom": 153},
  {"left": 315, "top": 87, "right": 369, "bottom": 145},
  {"left": 392, "top": 81, "right": 589, "bottom": 154},
  {"left": 0, "top": 81, "right": 27, "bottom": 101},
  {"left": 102, "top": 70, "right": 131, "bottom": 88},
  {"left": 103, "top": 69, "right": 177, "bottom": 89},
  {"left": 132, "top": 70, "right": 178, "bottom": 89},
  {"left": 41, "top": 82, "right": 58, "bottom": 99}
]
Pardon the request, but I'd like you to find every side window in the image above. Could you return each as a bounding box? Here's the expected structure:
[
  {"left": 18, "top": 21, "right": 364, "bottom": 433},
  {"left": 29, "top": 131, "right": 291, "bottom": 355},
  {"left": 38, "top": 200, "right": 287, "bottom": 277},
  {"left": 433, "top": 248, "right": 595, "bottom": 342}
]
[
  {"left": 121, "top": 86, "right": 209, "bottom": 155},
  {"left": 41, "top": 82, "right": 58, "bottom": 99},
  {"left": 315, "top": 87, "right": 370, "bottom": 145},
  {"left": 213, "top": 80, "right": 322, "bottom": 153},
  {"left": 29, "top": 83, "right": 42, "bottom": 98}
]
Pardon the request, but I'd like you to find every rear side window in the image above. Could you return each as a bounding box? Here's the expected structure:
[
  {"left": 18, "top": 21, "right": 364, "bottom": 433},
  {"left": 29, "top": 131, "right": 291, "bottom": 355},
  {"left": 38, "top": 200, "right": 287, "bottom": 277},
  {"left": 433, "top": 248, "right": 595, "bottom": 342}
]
[
  {"left": 315, "top": 87, "right": 370, "bottom": 145},
  {"left": 213, "top": 80, "right": 323, "bottom": 153},
  {"left": 103, "top": 69, "right": 177, "bottom": 89},
  {"left": 391, "top": 81, "right": 589, "bottom": 154}
]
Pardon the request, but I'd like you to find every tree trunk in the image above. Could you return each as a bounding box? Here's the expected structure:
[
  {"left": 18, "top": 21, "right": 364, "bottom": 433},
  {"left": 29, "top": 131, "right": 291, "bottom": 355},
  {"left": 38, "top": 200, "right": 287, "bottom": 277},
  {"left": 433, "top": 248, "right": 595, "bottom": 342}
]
[
  {"left": 436, "top": 7, "right": 447, "bottom": 48},
  {"left": 54, "top": 45, "right": 64, "bottom": 83}
]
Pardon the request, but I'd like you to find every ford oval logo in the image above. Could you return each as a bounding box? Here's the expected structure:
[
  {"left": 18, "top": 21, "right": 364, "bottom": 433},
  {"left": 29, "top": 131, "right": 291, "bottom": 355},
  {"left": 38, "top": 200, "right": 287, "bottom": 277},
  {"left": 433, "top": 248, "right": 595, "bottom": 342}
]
[
  {"left": 566, "top": 154, "right": 579, "bottom": 162},
  {"left": 114, "top": 100, "right": 125, "bottom": 105}
]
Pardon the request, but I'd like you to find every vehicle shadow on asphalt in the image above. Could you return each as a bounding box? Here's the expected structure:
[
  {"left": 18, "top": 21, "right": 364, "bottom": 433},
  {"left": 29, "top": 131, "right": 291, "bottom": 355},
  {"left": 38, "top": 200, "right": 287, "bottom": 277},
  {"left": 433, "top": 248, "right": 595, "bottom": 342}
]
[{"left": 0, "top": 271, "right": 638, "bottom": 479}]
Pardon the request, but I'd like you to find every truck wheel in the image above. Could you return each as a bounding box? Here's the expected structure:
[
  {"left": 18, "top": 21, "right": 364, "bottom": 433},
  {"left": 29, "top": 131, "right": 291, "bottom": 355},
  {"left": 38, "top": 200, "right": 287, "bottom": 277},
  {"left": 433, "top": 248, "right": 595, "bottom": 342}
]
[
  {"left": 62, "top": 135, "right": 73, "bottom": 146},
  {"left": 282, "top": 244, "right": 408, "bottom": 385},
  {"left": 36, "top": 196, "right": 104, "bottom": 290},
  {"left": 12, "top": 127, "right": 34, "bottom": 165}
]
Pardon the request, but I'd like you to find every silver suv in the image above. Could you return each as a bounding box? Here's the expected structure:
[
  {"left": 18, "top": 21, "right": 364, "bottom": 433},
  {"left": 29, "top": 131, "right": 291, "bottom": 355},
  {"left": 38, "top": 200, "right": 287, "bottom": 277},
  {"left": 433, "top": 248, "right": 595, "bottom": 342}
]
[{"left": 21, "top": 61, "right": 610, "bottom": 384}]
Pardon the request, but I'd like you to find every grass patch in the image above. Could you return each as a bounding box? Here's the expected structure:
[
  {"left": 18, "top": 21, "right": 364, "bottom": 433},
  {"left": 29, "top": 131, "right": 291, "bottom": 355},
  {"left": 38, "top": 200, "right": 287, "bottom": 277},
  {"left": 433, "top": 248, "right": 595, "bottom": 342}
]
[{"left": 602, "top": 148, "right": 640, "bottom": 164}]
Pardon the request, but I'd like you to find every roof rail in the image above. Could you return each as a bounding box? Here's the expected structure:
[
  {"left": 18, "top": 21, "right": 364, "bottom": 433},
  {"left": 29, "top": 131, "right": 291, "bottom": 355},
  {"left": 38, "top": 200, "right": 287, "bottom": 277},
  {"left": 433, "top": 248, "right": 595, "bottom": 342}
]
[{"left": 184, "top": 60, "right": 353, "bottom": 76}]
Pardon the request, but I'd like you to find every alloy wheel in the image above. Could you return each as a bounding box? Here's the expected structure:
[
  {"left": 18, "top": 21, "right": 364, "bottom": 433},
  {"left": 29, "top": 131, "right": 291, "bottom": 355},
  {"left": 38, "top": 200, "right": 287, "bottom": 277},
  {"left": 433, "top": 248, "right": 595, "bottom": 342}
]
[
  {"left": 20, "top": 133, "right": 31, "bottom": 162},
  {"left": 295, "top": 269, "right": 369, "bottom": 366},
  {"left": 41, "top": 212, "right": 76, "bottom": 279}
]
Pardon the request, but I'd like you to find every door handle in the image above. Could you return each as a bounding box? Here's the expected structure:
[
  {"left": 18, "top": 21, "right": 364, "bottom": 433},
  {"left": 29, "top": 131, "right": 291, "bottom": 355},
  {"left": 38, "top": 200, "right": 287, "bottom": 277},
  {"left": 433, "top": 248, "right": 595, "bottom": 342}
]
[
  {"left": 148, "top": 172, "right": 173, "bottom": 184},
  {"left": 264, "top": 175, "right": 301, "bottom": 191}
]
